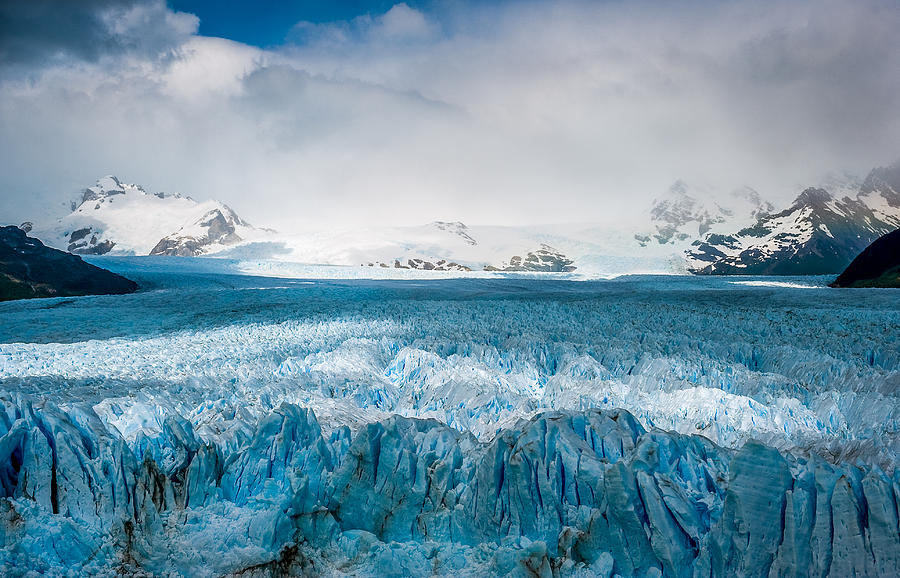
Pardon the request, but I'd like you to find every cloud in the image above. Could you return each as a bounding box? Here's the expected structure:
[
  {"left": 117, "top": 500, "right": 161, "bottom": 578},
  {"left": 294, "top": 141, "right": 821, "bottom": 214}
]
[
  {"left": 0, "top": 0, "right": 898, "bottom": 231},
  {"left": 289, "top": 2, "right": 438, "bottom": 48},
  {"left": 0, "top": 0, "right": 197, "bottom": 70},
  {"left": 161, "top": 37, "right": 265, "bottom": 101},
  {"left": 278, "top": 0, "right": 900, "bottom": 205}
]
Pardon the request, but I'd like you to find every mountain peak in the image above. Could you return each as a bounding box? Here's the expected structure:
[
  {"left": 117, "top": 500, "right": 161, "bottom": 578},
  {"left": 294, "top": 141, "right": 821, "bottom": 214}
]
[
  {"left": 667, "top": 179, "right": 691, "bottom": 197},
  {"left": 859, "top": 159, "right": 900, "bottom": 207},
  {"left": 431, "top": 220, "right": 467, "bottom": 228},
  {"left": 687, "top": 160, "right": 900, "bottom": 275},
  {"left": 81, "top": 175, "right": 131, "bottom": 204},
  {"left": 650, "top": 181, "right": 703, "bottom": 223},
  {"left": 31, "top": 176, "right": 258, "bottom": 257},
  {"left": 645, "top": 180, "right": 730, "bottom": 244},
  {"left": 793, "top": 187, "right": 833, "bottom": 207},
  {"left": 150, "top": 205, "right": 250, "bottom": 256},
  {"left": 97, "top": 175, "right": 122, "bottom": 189},
  {"left": 431, "top": 221, "right": 477, "bottom": 245}
]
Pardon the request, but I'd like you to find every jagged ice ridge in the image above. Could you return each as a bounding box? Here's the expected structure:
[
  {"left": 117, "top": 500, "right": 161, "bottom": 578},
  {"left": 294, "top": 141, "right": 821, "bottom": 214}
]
[{"left": 0, "top": 262, "right": 897, "bottom": 575}]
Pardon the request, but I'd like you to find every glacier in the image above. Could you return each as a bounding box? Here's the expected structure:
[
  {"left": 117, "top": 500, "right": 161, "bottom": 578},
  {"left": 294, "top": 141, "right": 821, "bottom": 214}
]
[{"left": 0, "top": 257, "right": 897, "bottom": 576}]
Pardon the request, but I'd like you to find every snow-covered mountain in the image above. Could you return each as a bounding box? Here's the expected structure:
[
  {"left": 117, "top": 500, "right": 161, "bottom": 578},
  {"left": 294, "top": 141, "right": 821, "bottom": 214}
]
[
  {"left": 635, "top": 180, "right": 774, "bottom": 246},
  {"left": 149, "top": 205, "right": 251, "bottom": 256},
  {"left": 32, "top": 176, "right": 259, "bottom": 257},
  {"left": 858, "top": 161, "right": 900, "bottom": 228},
  {"left": 26, "top": 177, "right": 684, "bottom": 276},
  {"left": 687, "top": 162, "right": 900, "bottom": 274},
  {"left": 212, "top": 181, "right": 772, "bottom": 276},
  {"left": 27, "top": 165, "right": 900, "bottom": 277},
  {"left": 226, "top": 220, "right": 688, "bottom": 277},
  {"left": 484, "top": 244, "right": 576, "bottom": 272}
]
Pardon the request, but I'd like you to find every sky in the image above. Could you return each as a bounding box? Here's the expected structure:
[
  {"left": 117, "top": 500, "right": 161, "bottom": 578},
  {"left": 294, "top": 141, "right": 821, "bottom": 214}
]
[
  {"left": 168, "top": 0, "right": 427, "bottom": 46},
  {"left": 1, "top": 0, "right": 899, "bottom": 231}
]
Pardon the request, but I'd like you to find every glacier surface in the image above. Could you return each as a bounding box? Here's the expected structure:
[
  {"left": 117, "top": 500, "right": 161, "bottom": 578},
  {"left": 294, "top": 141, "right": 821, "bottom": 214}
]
[{"left": 0, "top": 258, "right": 897, "bottom": 576}]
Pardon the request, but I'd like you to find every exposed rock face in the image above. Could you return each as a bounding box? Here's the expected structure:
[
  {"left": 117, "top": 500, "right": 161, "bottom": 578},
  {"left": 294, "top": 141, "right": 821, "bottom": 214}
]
[
  {"left": 66, "top": 226, "right": 116, "bottom": 254},
  {"left": 688, "top": 161, "right": 900, "bottom": 275},
  {"left": 0, "top": 226, "right": 137, "bottom": 301},
  {"left": 649, "top": 181, "right": 724, "bottom": 244},
  {"left": 830, "top": 228, "right": 900, "bottom": 288},
  {"left": 149, "top": 207, "right": 247, "bottom": 257},
  {"left": 80, "top": 175, "right": 130, "bottom": 203},
  {"left": 0, "top": 399, "right": 895, "bottom": 576},
  {"left": 486, "top": 245, "right": 577, "bottom": 272},
  {"left": 859, "top": 161, "right": 900, "bottom": 222},
  {"left": 61, "top": 176, "right": 133, "bottom": 255},
  {"left": 370, "top": 258, "right": 472, "bottom": 271}
]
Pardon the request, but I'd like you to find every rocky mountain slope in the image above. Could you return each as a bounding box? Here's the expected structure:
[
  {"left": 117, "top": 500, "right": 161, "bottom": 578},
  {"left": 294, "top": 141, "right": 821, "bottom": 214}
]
[
  {"left": 27, "top": 165, "right": 900, "bottom": 278},
  {"left": 484, "top": 244, "right": 576, "bottom": 272},
  {"left": 0, "top": 225, "right": 137, "bottom": 301},
  {"left": 27, "top": 175, "right": 762, "bottom": 276},
  {"left": 637, "top": 181, "right": 774, "bottom": 246},
  {"left": 830, "top": 228, "right": 900, "bottom": 288},
  {"left": 32, "top": 176, "right": 258, "bottom": 257},
  {"left": 149, "top": 205, "right": 250, "bottom": 256},
  {"left": 687, "top": 162, "right": 900, "bottom": 275}
]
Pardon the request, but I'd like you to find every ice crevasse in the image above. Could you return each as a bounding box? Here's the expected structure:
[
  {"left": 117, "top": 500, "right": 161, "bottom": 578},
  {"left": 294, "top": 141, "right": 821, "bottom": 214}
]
[{"left": 0, "top": 394, "right": 897, "bottom": 577}]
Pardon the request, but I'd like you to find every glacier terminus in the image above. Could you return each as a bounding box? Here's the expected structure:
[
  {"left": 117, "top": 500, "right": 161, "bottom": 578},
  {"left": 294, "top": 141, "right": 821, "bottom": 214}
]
[{"left": 0, "top": 259, "right": 897, "bottom": 577}]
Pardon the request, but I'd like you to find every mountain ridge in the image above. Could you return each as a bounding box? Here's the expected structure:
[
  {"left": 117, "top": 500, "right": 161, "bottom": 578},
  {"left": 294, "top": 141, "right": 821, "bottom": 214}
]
[
  {"left": 0, "top": 225, "right": 137, "bottom": 301},
  {"left": 687, "top": 161, "right": 900, "bottom": 275},
  {"left": 24, "top": 162, "right": 900, "bottom": 277},
  {"left": 32, "top": 175, "right": 259, "bottom": 257}
]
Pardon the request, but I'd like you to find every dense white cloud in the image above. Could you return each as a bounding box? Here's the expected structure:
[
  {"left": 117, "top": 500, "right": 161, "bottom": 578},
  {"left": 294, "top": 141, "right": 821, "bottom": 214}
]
[
  {"left": 161, "top": 37, "right": 265, "bottom": 101},
  {"left": 1, "top": 0, "right": 898, "bottom": 231}
]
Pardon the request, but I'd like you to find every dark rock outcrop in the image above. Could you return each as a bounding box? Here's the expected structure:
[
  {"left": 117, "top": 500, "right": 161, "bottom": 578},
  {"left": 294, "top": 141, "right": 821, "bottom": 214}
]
[
  {"left": 366, "top": 258, "right": 471, "bottom": 271},
  {"left": 0, "top": 226, "right": 137, "bottom": 301},
  {"left": 65, "top": 226, "right": 117, "bottom": 254},
  {"left": 485, "top": 245, "right": 577, "bottom": 272},
  {"left": 830, "top": 228, "right": 900, "bottom": 288}
]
